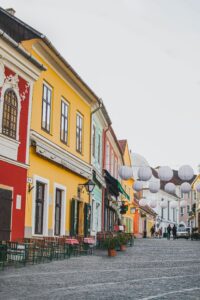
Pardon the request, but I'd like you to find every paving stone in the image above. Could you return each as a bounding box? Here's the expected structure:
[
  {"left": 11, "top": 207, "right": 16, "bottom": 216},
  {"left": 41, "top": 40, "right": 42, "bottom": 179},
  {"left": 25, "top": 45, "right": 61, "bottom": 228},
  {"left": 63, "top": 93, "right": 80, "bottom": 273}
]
[{"left": 0, "top": 239, "right": 200, "bottom": 299}]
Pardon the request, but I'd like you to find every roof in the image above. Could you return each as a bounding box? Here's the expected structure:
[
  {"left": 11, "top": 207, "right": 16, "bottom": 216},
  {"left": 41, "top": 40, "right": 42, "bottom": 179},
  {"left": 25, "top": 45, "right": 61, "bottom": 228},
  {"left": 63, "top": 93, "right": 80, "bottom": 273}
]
[
  {"left": 0, "top": 7, "right": 101, "bottom": 105},
  {"left": 118, "top": 140, "right": 127, "bottom": 155},
  {"left": 0, "top": 29, "right": 46, "bottom": 71}
]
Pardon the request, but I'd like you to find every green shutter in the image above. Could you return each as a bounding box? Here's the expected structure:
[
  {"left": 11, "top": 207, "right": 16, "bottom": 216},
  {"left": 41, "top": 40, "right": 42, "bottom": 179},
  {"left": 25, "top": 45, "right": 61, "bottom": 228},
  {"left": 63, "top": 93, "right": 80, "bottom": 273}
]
[
  {"left": 84, "top": 203, "right": 91, "bottom": 237},
  {"left": 70, "top": 199, "right": 78, "bottom": 236}
]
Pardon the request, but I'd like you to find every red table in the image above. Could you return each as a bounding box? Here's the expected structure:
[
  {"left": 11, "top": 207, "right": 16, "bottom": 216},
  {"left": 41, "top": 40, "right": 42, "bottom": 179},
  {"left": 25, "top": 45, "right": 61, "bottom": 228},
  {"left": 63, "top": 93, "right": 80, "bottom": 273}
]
[
  {"left": 84, "top": 238, "right": 95, "bottom": 244},
  {"left": 65, "top": 238, "right": 79, "bottom": 245}
]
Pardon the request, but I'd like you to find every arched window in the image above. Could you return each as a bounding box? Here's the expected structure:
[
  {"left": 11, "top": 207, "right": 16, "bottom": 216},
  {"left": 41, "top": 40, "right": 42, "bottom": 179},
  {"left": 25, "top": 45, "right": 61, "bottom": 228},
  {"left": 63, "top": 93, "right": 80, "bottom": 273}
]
[{"left": 2, "top": 89, "right": 18, "bottom": 139}]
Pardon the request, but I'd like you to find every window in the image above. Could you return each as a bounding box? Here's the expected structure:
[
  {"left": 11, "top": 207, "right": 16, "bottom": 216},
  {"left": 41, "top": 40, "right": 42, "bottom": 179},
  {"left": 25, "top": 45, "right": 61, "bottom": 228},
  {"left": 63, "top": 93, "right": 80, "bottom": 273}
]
[
  {"left": 173, "top": 208, "right": 176, "bottom": 222},
  {"left": 187, "top": 205, "right": 190, "bottom": 213},
  {"left": 193, "top": 191, "right": 196, "bottom": 201},
  {"left": 161, "top": 207, "right": 164, "bottom": 219},
  {"left": 2, "top": 89, "right": 18, "bottom": 139},
  {"left": 106, "top": 142, "right": 110, "bottom": 170},
  {"left": 54, "top": 189, "right": 62, "bottom": 236},
  {"left": 76, "top": 113, "right": 83, "bottom": 153},
  {"left": 35, "top": 181, "right": 45, "bottom": 234},
  {"left": 92, "top": 124, "right": 96, "bottom": 157},
  {"left": 167, "top": 201, "right": 170, "bottom": 220},
  {"left": 60, "top": 100, "right": 69, "bottom": 144},
  {"left": 181, "top": 207, "right": 184, "bottom": 216},
  {"left": 42, "top": 84, "right": 52, "bottom": 132},
  {"left": 115, "top": 158, "right": 118, "bottom": 179},
  {"left": 111, "top": 150, "right": 114, "bottom": 176},
  {"left": 97, "top": 133, "right": 101, "bottom": 164}
]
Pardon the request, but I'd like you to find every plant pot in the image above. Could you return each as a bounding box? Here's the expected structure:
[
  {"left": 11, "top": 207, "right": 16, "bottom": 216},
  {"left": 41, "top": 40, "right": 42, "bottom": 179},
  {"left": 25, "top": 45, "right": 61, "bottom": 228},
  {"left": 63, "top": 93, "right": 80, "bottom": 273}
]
[
  {"left": 120, "top": 245, "right": 126, "bottom": 251},
  {"left": 108, "top": 249, "right": 117, "bottom": 257}
]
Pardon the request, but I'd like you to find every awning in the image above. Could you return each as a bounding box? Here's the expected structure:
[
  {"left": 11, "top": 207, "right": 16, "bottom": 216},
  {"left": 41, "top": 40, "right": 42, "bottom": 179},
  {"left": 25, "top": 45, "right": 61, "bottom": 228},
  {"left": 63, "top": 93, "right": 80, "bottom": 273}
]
[{"left": 104, "top": 170, "right": 130, "bottom": 200}]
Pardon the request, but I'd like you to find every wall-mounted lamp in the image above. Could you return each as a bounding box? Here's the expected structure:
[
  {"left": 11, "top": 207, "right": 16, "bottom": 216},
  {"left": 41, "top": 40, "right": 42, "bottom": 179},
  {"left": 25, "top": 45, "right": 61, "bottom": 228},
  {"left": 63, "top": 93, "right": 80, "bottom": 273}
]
[
  {"left": 28, "top": 183, "right": 34, "bottom": 193},
  {"left": 78, "top": 179, "right": 95, "bottom": 194}
]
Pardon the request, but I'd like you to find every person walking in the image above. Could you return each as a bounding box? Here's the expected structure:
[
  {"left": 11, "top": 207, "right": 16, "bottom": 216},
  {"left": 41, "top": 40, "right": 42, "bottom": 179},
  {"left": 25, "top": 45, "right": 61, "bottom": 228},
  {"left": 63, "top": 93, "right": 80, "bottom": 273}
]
[
  {"left": 167, "top": 224, "right": 172, "bottom": 240},
  {"left": 159, "top": 227, "right": 162, "bottom": 239},
  {"left": 172, "top": 224, "right": 177, "bottom": 240},
  {"left": 150, "top": 225, "right": 155, "bottom": 238}
]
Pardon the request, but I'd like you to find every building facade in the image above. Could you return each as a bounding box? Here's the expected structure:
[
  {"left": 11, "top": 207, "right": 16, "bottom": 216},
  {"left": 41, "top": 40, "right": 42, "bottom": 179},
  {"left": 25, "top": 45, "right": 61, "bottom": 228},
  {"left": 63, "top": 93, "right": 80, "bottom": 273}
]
[{"left": 0, "top": 22, "right": 44, "bottom": 240}]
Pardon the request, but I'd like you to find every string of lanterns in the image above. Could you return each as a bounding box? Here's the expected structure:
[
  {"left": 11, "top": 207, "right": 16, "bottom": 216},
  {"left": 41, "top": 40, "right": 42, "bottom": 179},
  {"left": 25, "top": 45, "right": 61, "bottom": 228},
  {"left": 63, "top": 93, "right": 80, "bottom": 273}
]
[{"left": 119, "top": 164, "right": 197, "bottom": 209}]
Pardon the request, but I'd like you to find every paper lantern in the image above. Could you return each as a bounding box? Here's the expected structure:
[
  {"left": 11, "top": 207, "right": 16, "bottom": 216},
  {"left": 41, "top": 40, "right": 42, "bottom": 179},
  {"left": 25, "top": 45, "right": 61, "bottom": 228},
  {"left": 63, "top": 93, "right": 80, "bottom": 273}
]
[
  {"left": 149, "top": 181, "right": 160, "bottom": 193},
  {"left": 138, "top": 166, "right": 152, "bottom": 181},
  {"left": 149, "top": 199, "right": 157, "bottom": 208},
  {"left": 139, "top": 198, "right": 147, "bottom": 206},
  {"left": 133, "top": 180, "right": 143, "bottom": 192},
  {"left": 158, "top": 166, "right": 173, "bottom": 181},
  {"left": 178, "top": 165, "right": 194, "bottom": 181},
  {"left": 180, "top": 182, "right": 191, "bottom": 193},
  {"left": 160, "top": 199, "right": 168, "bottom": 208},
  {"left": 119, "top": 166, "right": 133, "bottom": 180},
  {"left": 170, "top": 200, "right": 178, "bottom": 208},
  {"left": 164, "top": 182, "right": 176, "bottom": 194},
  {"left": 180, "top": 200, "right": 187, "bottom": 208},
  {"left": 196, "top": 183, "right": 200, "bottom": 193}
]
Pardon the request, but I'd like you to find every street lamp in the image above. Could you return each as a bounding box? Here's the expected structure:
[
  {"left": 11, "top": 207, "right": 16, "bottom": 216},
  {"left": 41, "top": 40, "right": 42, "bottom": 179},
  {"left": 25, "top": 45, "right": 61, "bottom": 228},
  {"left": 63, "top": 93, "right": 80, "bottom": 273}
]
[{"left": 78, "top": 179, "right": 95, "bottom": 194}]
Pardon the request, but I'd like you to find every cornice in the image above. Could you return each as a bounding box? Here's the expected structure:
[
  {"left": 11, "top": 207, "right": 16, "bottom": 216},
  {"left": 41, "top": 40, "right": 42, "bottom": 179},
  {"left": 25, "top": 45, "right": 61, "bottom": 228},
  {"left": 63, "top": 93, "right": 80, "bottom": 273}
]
[{"left": 31, "top": 130, "right": 92, "bottom": 179}]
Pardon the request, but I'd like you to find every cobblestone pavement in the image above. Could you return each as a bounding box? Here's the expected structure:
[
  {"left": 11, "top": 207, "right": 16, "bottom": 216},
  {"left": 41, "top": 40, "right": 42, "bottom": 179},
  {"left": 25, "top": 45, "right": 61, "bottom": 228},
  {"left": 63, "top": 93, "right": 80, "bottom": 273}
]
[{"left": 0, "top": 238, "right": 200, "bottom": 299}]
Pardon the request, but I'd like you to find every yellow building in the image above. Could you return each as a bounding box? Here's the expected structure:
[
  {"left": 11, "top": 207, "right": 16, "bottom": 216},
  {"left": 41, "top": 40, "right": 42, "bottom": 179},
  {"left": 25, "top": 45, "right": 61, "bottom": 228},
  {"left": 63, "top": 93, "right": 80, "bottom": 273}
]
[
  {"left": 118, "top": 140, "right": 135, "bottom": 233},
  {"left": 9, "top": 15, "right": 100, "bottom": 237}
]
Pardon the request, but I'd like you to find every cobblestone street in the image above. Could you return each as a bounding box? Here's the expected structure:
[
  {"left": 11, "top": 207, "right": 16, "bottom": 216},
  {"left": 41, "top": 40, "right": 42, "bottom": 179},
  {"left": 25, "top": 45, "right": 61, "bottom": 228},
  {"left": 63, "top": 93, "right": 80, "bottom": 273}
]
[{"left": 0, "top": 238, "right": 200, "bottom": 299}]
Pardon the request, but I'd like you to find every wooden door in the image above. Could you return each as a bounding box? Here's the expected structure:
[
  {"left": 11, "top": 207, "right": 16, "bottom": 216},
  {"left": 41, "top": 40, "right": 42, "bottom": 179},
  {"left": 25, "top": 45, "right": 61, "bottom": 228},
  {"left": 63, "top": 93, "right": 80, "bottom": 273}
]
[{"left": 0, "top": 189, "right": 12, "bottom": 241}]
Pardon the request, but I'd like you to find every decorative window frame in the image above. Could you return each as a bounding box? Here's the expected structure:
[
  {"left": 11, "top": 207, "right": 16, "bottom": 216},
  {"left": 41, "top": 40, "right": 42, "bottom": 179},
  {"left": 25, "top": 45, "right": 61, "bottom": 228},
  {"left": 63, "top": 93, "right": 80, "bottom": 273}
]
[
  {"left": 0, "top": 72, "right": 22, "bottom": 141},
  {"left": 32, "top": 175, "right": 49, "bottom": 236}
]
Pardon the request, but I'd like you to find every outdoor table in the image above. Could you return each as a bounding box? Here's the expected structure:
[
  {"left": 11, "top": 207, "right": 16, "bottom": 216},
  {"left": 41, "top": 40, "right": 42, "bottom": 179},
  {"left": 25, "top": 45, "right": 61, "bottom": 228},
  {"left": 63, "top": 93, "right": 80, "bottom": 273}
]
[
  {"left": 83, "top": 238, "right": 95, "bottom": 244},
  {"left": 65, "top": 238, "right": 79, "bottom": 245}
]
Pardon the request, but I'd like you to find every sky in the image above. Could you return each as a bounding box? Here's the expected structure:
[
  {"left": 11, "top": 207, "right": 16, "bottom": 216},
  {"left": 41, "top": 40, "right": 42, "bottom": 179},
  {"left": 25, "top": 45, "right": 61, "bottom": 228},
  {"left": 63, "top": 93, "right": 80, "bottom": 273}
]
[{"left": 1, "top": 0, "right": 200, "bottom": 171}]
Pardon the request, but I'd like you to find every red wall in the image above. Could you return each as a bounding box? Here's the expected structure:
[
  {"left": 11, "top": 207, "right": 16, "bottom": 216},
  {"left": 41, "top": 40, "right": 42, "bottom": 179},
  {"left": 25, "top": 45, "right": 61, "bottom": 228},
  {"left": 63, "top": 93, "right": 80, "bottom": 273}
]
[
  {"left": 0, "top": 159, "right": 27, "bottom": 240},
  {"left": 4, "top": 67, "right": 30, "bottom": 164}
]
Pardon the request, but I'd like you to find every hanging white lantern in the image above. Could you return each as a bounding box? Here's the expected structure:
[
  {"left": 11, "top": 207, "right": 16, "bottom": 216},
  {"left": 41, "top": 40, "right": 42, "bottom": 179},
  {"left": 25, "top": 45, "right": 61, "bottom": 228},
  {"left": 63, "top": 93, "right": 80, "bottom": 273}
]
[
  {"left": 180, "top": 200, "right": 187, "bottom": 208},
  {"left": 149, "top": 181, "right": 160, "bottom": 193},
  {"left": 164, "top": 182, "right": 176, "bottom": 194},
  {"left": 139, "top": 198, "right": 147, "bottom": 206},
  {"left": 180, "top": 182, "right": 191, "bottom": 193},
  {"left": 170, "top": 200, "right": 178, "bottom": 208},
  {"left": 119, "top": 166, "right": 133, "bottom": 180},
  {"left": 178, "top": 165, "right": 194, "bottom": 181},
  {"left": 149, "top": 199, "right": 157, "bottom": 208},
  {"left": 195, "top": 183, "right": 200, "bottom": 193},
  {"left": 158, "top": 166, "right": 173, "bottom": 182},
  {"left": 138, "top": 166, "right": 152, "bottom": 181},
  {"left": 133, "top": 180, "right": 143, "bottom": 192},
  {"left": 160, "top": 199, "right": 168, "bottom": 208}
]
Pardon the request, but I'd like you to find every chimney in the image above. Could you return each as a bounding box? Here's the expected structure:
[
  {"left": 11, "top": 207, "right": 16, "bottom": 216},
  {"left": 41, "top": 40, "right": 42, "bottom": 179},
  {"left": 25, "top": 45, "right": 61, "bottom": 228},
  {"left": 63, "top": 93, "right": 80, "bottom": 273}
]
[{"left": 6, "top": 8, "right": 16, "bottom": 16}]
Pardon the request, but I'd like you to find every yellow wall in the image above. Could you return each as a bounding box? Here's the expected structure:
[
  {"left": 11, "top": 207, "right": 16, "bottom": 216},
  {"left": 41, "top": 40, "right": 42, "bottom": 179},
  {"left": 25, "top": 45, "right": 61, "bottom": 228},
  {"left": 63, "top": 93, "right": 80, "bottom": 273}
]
[
  {"left": 120, "top": 142, "right": 135, "bottom": 232},
  {"left": 23, "top": 39, "right": 93, "bottom": 236},
  {"left": 26, "top": 147, "right": 89, "bottom": 235},
  {"left": 22, "top": 39, "right": 91, "bottom": 163}
]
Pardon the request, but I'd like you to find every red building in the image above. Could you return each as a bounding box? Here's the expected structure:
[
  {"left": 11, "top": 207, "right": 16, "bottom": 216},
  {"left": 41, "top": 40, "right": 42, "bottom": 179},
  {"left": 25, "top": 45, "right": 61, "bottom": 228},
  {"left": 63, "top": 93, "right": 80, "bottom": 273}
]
[{"left": 0, "top": 27, "right": 44, "bottom": 240}]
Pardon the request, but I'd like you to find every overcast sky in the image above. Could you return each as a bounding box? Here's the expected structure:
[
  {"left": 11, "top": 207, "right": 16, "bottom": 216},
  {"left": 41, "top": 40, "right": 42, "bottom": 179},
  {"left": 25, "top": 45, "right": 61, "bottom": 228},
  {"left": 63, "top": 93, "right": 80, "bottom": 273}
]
[{"left": 1, "top": 0, "right": 200, "bottom": 171}]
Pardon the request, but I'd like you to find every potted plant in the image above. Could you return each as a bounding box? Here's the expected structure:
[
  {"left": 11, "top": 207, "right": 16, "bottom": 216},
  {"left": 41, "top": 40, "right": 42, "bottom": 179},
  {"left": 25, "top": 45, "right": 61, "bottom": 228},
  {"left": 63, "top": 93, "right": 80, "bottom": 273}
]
[
  {"left": 118, "top": 233, "right": 127, "bottom": 251},
  {"left": 103, "top": 237, "right": 118, "bottom": 257}
]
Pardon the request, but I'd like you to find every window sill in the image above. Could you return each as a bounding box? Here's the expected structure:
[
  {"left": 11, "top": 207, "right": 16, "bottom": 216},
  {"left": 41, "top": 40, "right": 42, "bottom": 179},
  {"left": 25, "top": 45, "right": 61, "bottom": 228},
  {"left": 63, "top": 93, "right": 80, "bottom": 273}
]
[{"left": 0, "top": 133, "right": 20, "bottom": 160}]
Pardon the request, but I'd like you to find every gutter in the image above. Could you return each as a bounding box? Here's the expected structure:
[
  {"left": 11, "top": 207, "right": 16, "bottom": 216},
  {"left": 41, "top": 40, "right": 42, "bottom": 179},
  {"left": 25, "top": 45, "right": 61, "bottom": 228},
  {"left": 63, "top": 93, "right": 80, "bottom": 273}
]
[{"left": 0, "top": 29, "right": 46, "bottom": 71}]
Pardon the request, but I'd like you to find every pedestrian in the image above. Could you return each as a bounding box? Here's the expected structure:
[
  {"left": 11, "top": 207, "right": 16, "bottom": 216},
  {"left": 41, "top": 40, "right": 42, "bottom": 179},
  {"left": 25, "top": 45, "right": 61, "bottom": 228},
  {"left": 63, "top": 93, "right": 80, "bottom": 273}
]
[
  {"left": 172, "top": 224, "right": 177, "bottom": 240},
  {"left": 159, "top": 227, "right": 162, "bottom": 239},
  {"left": 150, "top": 225, "right": 155, "bottom": 238},
  {"left": 167, "top": 224, "right": 172, "bottom": 240}
]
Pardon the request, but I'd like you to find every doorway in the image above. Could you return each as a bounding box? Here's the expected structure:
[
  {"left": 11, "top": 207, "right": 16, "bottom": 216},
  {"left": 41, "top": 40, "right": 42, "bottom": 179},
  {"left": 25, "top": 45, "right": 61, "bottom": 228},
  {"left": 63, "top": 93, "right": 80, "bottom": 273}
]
[{"left": 0, "top": 188, "right": 12, "bottom": 240}]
